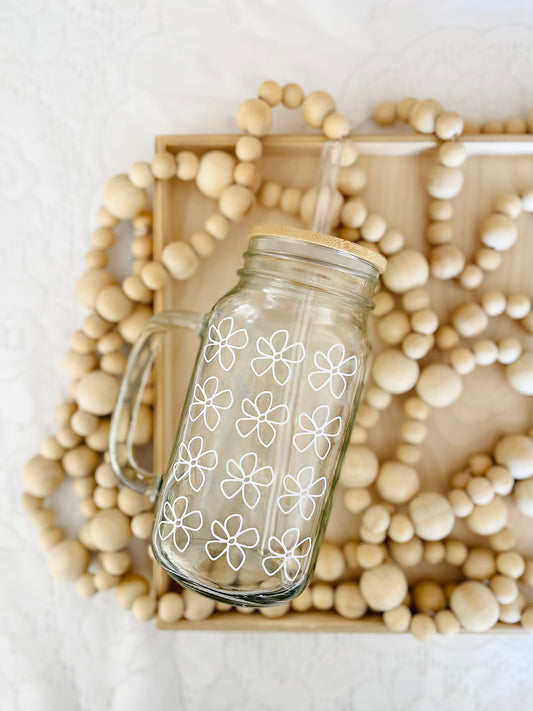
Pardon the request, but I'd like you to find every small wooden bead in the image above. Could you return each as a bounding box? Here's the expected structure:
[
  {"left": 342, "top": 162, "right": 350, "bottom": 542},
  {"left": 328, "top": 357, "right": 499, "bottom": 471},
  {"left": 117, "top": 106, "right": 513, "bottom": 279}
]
[
  {"left": 183, "top": 589, "right": 216, "bottom": 621},
  {"left": 460, "top": 264, "right": 484, "bottom": 290},
  {"left": 496, "top": 551, "right": 525, "bottom": 579},
  {"left": 402, "top": 289, "right": 430, "bottom": 314},
  {"left": 219, "top": 184, "right": 255, "bottom": 221},
  {"left": 372, "top": 290, "right": 395, "bottom": 317},
  {"left": 103, "top": 174, "right": 147, "bottom": 220},
  {"left": 302, "top": 90, "right": 335, "bottom": 128},
  {"left": 480, "top": 213, "right": 518, "bottom": 251},
  {"left": 311, "top": 582, "right": 334, "bottom": 610},
  {"left": 413, "top": 580, "right": 446, "bottom": 613},
  {"left": 448, "top": 489, "right": 474, "bottom": 517},
  {"left": 131, "top": 511, "right": 154, "bottom": 540},
  {"left": 514, "top": 477, "right": 533, "bottom": 517},
  {"left": 139, "top": 262, "right": 169, "bottom": 291},
  {"left": 91, "top": 227, "right": 115, "bottom": 251},
  {"left": 356, "top": 543, "right": 386, "bottom": 569},
  {"left": 435, "top": 112, "right": 464, "bottom": 140},
  {"left": 116, "top": 488, "right": 151, "bottom": 518},
  {"left": 362, "top": 505, "right": 391, "bottom": 535},
  {"left": 472, "top": 339, "right": 498, "bottom": 365},
  {"left": 70, "top": 330, "right": 96, "bottom": 355},
  {"left": 426, "top": 222, "right": 453, "bottom": 245},
  {"left": 95, "top": 462, "right": 119, "bottom": 489},
  {"left": 409, "top": 613, "right": 437, "bottom": 640},
  {"left": 355, "top": 403, "right": 380, "bottom": 429},
  {"left": 467, "top": 495, "right": 508, "bottom": 536},
  {"left": 63, "top": 445, "right": 99, "bottom": 479},
  {"left": 22, "top": 455, "right": 65, "bottom": 498},
  {"left": 489, "top": 528, "right": 516, "bottom": 553},
  {"left": 337, "top": 165, "right": 367, "bottom": 196},
  {"left": 96, "top": 205, "right": 119, "bottom": 228},
  {"left": 434, "top": 610, "right": 460, "bottom": 636},
  {"left": 360, "top": 563, "right": 407, "bottom": 611},
  {"left": 131, "top": 594, "right": 157, "bottom": 621},
  {"left": 258, "top": 79, "right": 284, "bottom": 107},
  {"left": 314, "top": 542, "right": 345, "bottom": 582},
  {"left": 410, "top": 309, "right": 438, "bottom": 335},
  {"left": 235, "top": 136, "right": 262, "bottom": 163},
  {"left": 372, "top": 348, "right": 420, "bottom": 394},
  {"left": 40, "top": 436, "right": 66, "bottom": 461},
  {"left": 388, "top": 514, "right": 415, "bottom": 543},
  {"left": 30, "top": 508, "right": 55, "bottom": 532},
  {"left": 382, "top": 604, "right": 411, "bottom": 633},
  {"left": 379, "top": 229, "right": 404, "bottom": 255},
  {"left": 56, "top": 421, "right": 83, "bottom": 448},
  {"left": 233, "top": 161, "right": 261, "bottom": 191},
  {"left": 429, "top": 244, "right": 465, "bottom": 280},
  {"left": 93, "top": 568, "right": 121, "bottom": 591},
  {"left": 189, "top": 230, "right": 215, "bottom": 258},
  {"left": 475, "top": 247, "right": 502, "bottom": 272},
  {"left": 257, "top": 180, "right": 282, "bottom": 208},
  {"left": 494, "top": 193, "right": 522, "bottom": 219},
  {"left": 452, "top": 302, "right": 489, "bottom": 338},
  {"left": 382, "top": 249, "right": 429, "bottom": 294},
  {"left": 494, "top": 434, "right": 533, "bottom": 480},
  {"left": 389, "top": 537, "right": 423, "bottom": 567},
  {"left": 450, "top": 347, "right": 476, "bottom": 375},
  {"left": 522, "top": 607, "right": 533, "bottom": 631},
  {"left": 480, "top": 290, "right": 506, "bottom": 316},
  {"left": 122, "top": 274, "right": 152, "bottom": 304},
  {"left": 361, "top": 214, "right": 387, "bottom": 243},
  {"left": 416, "top": 363, "right": 463, "bottom": 408},
  {"left": 340, "top": 197, "right": 367, "bottom": 229},
  {"left": 463, "top": 548, "right": 496, "bottom": 580},
  {"left": 333, "top": 582, "right": 367, "bottom": 619},
  {"left": 195, "top": 150, "right": 236, "bottom": 199},
  {"left": 278, "top": 187, "right": 302, "bottom": 216},
  {"left": 132, "top": 211, "right": 152, "bottom": 233},
  {"left": 462, "top": 119, "right": 480, "bottom": 134},
  {"left": 349, "top": 425, "right": 368, "bottom": 444},
  {"left": 445, "top": 539, "right": 468, "bottom": 566},
  {"left": 427, "top": 199, "right": 454, "bottom": 221},
  {"left": 91, "top": 508, "right": 131, "bottom": 552},
  {"left": 129, "top": 161, "right": 154, "bottom": 189},
  {"left": 176, "top": 151, "right": 199, "bottom": 181},
  {"left": 75, "top": 572, "right": 96, "bottom": 598},
  {"left": 157, "top": 592, "right": 185, "bottom": 623},
  {"left": 83, "top": 419, "right": 109, "bottom": 452},
  {"left": 281, "top": 82, "right": 303, "bottom": 108},
  {"left": 481, "top": 119, "right": 503, "bottom": 133},
  {"left": 288, "top": 587, "right": 312, "bottom": 612},
  {"left": 84, "top": 249, "right": 108, "bottom": 269},
  {"left": 47, "top": 539, "right": 90, "bottom": 582},
  {"left": 236, "top": 98, "right": 272, "bottom": 136},
  {"left": 400, "top": 420, "right": 427, "bottom": 445},
  {"left": 438, "top": 141, "right": 467, "bottom": 168},
  {"left": 484, "top": 465, "right": 512, "bottom": 496},
  {"left": 365, "top": 386, "right": 392, "bottom": 411},
  {"left": 75, "top": 370, "right": 119, "bottom": 417},
  {"left": 299, "top": 187, "right": 343, "bottom": 227},
  {"left": 93, "top": 486, "right": 118, "bottom": 509},
  {"left": 423, "top": 540, "right": 445, "bottom": 565},
  {"left": 83, "top": 313, "right": 112, "bottom": 340},
  {"left": 342, "top": 541, "right": 359, "bottom": 570},
  {"left": 499, "top": 593, "right": 526, "bottom": 624},
  {"left": 76, "top": 269, "right": 116, "bottom": 310},
  {"left": 450, "top": 581, "right": 499, "bottom": 631},
  {"left": 505, "top": 116, "right": 527, "bottom": 134},
  {"left": 490, "top": 575, "right": 519, "bottom": 604},
  {"left": 259, "top": 601, "right": 290, "bottom": 618},
  {"left": 377, "top": 310, "right": 410, "bottom": 345},
  {"left": 397, "top": 96, "right": 417, "bottom": 122},
  {"left": 506, "top": 293, "right": 531, "bottom": 320},
  {"left": 80, "top": 496, "right": 98, "bottom": 518},
  {"left": 409, "top": 492, "right": 455, "bottom": 541},
  {"left": 339, "top": 140, "right": 358, "bottom": 167},
  {"left": 409, "top": 99, "right": 442, "bottom": 134},
  {"left": 323, "top": 112, "right": 350, "bottom": 140},
  {"left": 114, "top": 574, "right": 149, "bottom": 610},
  {"left": 63, "top": 350, "right": 97, "bottom": 379},
  {"left": 396, "top": 443, "right": 422, "bottom": 466},
  {"left": 162, "top": 241, "right": 198, "bottom": 280},
  {"left": 21, "top": 492, "right": 44, "bottom": 512},
  {"left": 521, "top": 188, "right": 533, "bottom": 212},
  {"left": 72, "top": 475, "right": 96, "bottom": 498},
  {"left": 360, "top": 526, "right": 386, "bottom": 544},
  {"left": 506, "top": 351, "right": 533, "bottom": 394},
  {"left": 372, "top": 101, "right": 396, "bottom": 126},
  {"left": 343, "top": 488, "right": 372, "bottom": 514},
  {"left": 466, "top": 476, "right": 494, "bottom": 504},
  {"left": 401, "top": 398, "right": 428, "bottom": 422},
  {"left": 426, "top": 165, "right": 464, "bottom": 199},
  {"left": 96, "top": 285, "right": 133, "bottom": 323}
]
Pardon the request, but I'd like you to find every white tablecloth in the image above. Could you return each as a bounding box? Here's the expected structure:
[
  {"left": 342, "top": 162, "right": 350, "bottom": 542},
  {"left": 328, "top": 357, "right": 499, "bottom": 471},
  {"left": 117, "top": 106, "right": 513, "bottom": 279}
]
[{"left": 2, "top": 2, "right": 533, "bottom": 709}]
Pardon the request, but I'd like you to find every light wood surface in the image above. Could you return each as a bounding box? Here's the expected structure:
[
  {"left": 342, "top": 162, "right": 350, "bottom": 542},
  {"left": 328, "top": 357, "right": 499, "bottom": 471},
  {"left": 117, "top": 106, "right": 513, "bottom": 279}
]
[{"left": 152, "top": 133, "right": 533, "bottom": 631}]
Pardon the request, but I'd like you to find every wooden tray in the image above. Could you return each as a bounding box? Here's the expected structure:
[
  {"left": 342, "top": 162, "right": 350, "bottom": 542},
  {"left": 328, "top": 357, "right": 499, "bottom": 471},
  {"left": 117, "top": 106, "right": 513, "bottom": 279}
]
[{"left": 151, "top": 133, "right": 533, "bottom": 631}]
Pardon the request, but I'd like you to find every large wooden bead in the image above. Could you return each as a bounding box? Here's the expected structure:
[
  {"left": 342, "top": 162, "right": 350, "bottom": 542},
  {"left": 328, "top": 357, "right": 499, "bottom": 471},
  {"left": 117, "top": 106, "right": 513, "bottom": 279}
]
[
  {"left": 372, "top": 349, "right": 420, "bottom": 394},
  {"left": 195, "top": 151, "right": 236, "bottom": 199},
  {"left": 408, "top": 492, "right": 454, "bottom": 540},
  {"left": 236, "top": 98, "right": 272, "bottom": 136},
  {"left": 62, "top": 445, "right": 99, "bottom": 478},
  {"left": 359, "top": 563, "right": 407, "bottom": 611},
  {"left": 435, "top": 112, "right": 464, "bottom": 140},
  {"left": 114, "top": 574, "right": 149, "bottom": 610},
  {"left": 338, "top": 165, "right": 367, "bottom": 196},
  {"left": 439, "top": 141, "right": 467, "bottom": 167},
  {"left": 76, "top": 370, "right": 119, "bottom": 416},
  {"left": 162, "top": 241, "right": 198, "bottom": 279},
  {"left": 480, "top": 214, "right": 518, "bottom": 251},
  {"left": 409, "top": 99, "right": 441, "bottom": 133},
  {"left": 119, "top": 305, "right": 152, "bottom": 344},
  {"left": 103, "top": 174, "right": 147, "bottom": 220},
  {"left": 315, "top": 542, "right": 345, "bottom": 581},
  {"left": 323, "top": 113, "right": 351, "bottom": 140},
  {"left": 334, "top": 582, "right": 367, "bottom": 619},
  {"left": 426, "top": 165, "right": 464, "bottom": 199},
  {"left": 75, "top": 269, "right": 116, "bottom": 310},
  {"left": 129, "top": 161, "right": 154, "bottom": 189},
  {"left": 416, "top": 363, "right": 463, "bottom": 408},
  {"left": 466, "top": 496, "right": 508, "bottom": 535},
  {"left": 302, "top": 90, "right": 335, "bottom": 128},
  {"left": 452, "top": 302, "right": 489, "bottom": 338},
  {"left": 95, "top": 285, "right": 133, "bottom": 323},
  {"left": 22, "top": 455, "right": 65, "bottom": 497},
  {"left": 376, "top": 460, "right": 420, "bottom": 504},
  {"left": 429, "top": 244, "right": 465, "bottom": 279},
  {"left": 219, "top": 184, "right": 255, "bottom": 221},
  {"left": 339, "top": 445, "right": 378, "bottom": 487},
  {"left": 450, "top": 581, "right": 499, "bottom": 631},
  {"left": 47, "top": 539, "right": 90, "bottom": 581},
  {"left": 90, "top": 508, "right": 131, "bottom": 552},
  {"left": 382, "top": 249, "right": 429, "bottom": 293},
  {"left": 158, "top": 592, "right": 185, "bottom": 624},
  {"left": 506, "top": 352, "right": 533, "bottom": 395},
  {"left": 494, "top": 434, "right": 533, "bottom": 480}
]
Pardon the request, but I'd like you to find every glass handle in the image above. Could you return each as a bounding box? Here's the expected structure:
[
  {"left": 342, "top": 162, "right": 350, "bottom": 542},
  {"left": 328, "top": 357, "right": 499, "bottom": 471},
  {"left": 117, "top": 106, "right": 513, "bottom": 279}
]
[{"left": 109, "top": 311, "right": 205, "bottom": 500}]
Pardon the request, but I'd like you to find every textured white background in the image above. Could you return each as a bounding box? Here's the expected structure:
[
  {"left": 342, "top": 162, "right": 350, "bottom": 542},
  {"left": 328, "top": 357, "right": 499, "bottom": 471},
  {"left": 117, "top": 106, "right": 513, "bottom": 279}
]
[{"left": 1, "top": 1, "right": 533, "bottom": 709}]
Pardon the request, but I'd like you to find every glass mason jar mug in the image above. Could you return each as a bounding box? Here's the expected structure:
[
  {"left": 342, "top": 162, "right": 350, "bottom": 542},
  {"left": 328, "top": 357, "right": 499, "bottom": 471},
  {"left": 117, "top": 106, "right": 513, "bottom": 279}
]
[{"left": 109, "top": 225, "right": 385, "bottom": 607}]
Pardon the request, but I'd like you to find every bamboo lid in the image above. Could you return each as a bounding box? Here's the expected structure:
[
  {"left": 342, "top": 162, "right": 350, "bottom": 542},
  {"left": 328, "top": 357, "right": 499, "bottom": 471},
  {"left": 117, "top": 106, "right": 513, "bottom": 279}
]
[{"left": 248, "top": 223, "right": 387, "bottom": 273}]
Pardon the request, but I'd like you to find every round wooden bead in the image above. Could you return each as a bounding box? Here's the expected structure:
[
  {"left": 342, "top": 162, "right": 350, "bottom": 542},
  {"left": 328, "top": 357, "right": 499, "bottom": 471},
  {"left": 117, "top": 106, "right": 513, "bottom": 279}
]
[
  {"left": 521, "top": 189, "right": 533, "bottom": 212},
  {"left": 396, "top": 443, "right": 422, "bottom": 465},
  {"left": 219, "top": 184, "right": 255, "bottom": 221},
  {"left": 103, "top": 174, "right": 147, "bottom": 220},
  {"left": 459, "top": 265, "right": 484, "bottom": 291},
  {"left": 445, "top": 539, "right": 468, "bottom": 566},
  {"left": 429, "top": 244, "right": 465, "bottom": 279},
  {"left": 452, "top": 303, "right": 489, "bottom": 338},
  {"left": 382, "top": 249, "right": 429, "bottom": 293},
  {"left": 122, "top": 274, "right": 152, "bottom": 303},
  {"left": 183, "top": 589, "right": 216, "bottom": 621},
  {"left": 116, "top": 489, "right": 151, "bottom": 519},
  {"left": 489, "top": 528, "right": 516, "bottom": 553},
  {"left": 131, "top": 511, "right": 154, "bottom": 540},
  {"left": 410, "top": 309, "right": 438, "bottom": 335},
  {"left": 350, "top": 425, "right": 368, "bottom": 444},
  {"left": 129, "top": 161, "right": 154, "bottom": 189},
  {"left": 514, "top": 477, "right": 533, "bottom": 517},
  {"left": 372, "top": 349, "right": 420, "bottom": 394},
  {"left": 47, "top": 539, "right": 90, "bottom": 582},
  {"left": 187, "top": 230, "right": 215, "bottom": 259},
  {"left": 416, "top": 363, "right": 463, "bottom": 408},
  {"left": 484, "top": 465, "right": 513, "bottom": 496},
  {"left": 521, "top": 312, "right": 533, "bottom": 334},
  {"left": 373, "top": 290, "right": 395, "bottom": 317},
  {"left": 339, "top": 140, "right": 358, "bottom": 167},
  {"left": 21, "top": 492, "right": 44, "bottom": 512},
  {"left": 63, "top": 350, "right": 97, "bottom": 378},
  {"left": 397, "top": 96, "right": 417, "bottom": 122},
  {"left": 365, "top": 386, "right": 392, "bottom": 411},
  {"left": 480, "top": 290, "right": 506, "bottom": 316},
  {"left": 150, "top": 151, "right": 176, "bottom": 180},
  {"left": 480, "top": 214, "right": 518, "bottom": 251},
  {"left": 299, "top": 187, "right": 343, "bottom": 227},
  {"left": 494, "top": 193, "right": 522, "bottom": 219},
  {"left": 506, "top": 351, "right": 533, "bottom": 395},
  {"left": 85, "top": 419, "right": 110, "bottom": 452},
  {"left": 93, "top": 485, "right": 118, "bottom": 509},
  {"left": 372, "top": 101, "right": 396, "bottom": 126},
  {"left": 482, "top": 120, "right": 504, "bottom": 133},
  {"left": 75, "top": 572, "right": 96, "bottom": 598},
  {"left": 362, "top": 505, "right": 391, "bottom": 535},
  {"left": 498, "top": 337, "right": 522, "bottom": 365},
  {"left": 450, "top": 348, "right": 476, "bottom": 374},
  {"left": 62, "top": 445, "right": 99, "bottom": 479},
  {"left": 91, "top": 227, "right": 115, "bottom": 251},
  {"left": 423, "top": 540, "right": 446, "bottom": 565},
  {"left": 235, "top": 136, "right": 262, "bottom": 163},
  {"left": 257, "top": 180, "right": 282, "bottom": 209},
  {"left": 463, "top": 119, "right": 481, "bottom": 134},
  {"left": 496, "top": 551, "right": 525, "bottom": 578},
  {"left": 315, "top": 542, "right": 345, "bottom": 582},
  {"left": 162, "top": 241, "right": 198, "bottom": 279},
  {"left": 426, "top": 222, "right": 453, "bottom": 245},
  {"left": 30, "top": 508, "right": 55, "bottom": 532},
  {"left": 22, "top": 455, "right": 65, "bottom": 497},
  {"left": 490, "top": 575, "right": 519, "bottom": 604},
  {"left": 158, "top": 592, "right": 185, "bottom": 623},
  {"left": 301, "top": 90, "right": 335, "bottom": 128},
  {"left": 499, "top": 593, "right": 526, "bottom": 624},
  {"left": 360, "top": 563, "right": 408, "bottom": 611},
  {"left": 340, "top": 198, "right": 367, "bottom": 229},
  {"left": 401, "top": 420, "right": 427, "bottom": 445},
  {"left": 80, "top": 496, "right": 100, "bottom": 518},
  {"left": 356, "top": 543, "right": 386, "bottom": 569},
  {"left": 75, "top": 269, "right": 116, "bottom": 310},
  {"left": 521, "top": 559, "right": 533, "bottom": 586},
  {"left": 76, "top": 370, "right": 119, "bottom": 416},
  {"left": 277, "top": 187, "right": 302, "bottom": 216},
  {"left": 413, "top": 580, "right": 446, "bottom": 613},
  {"left": 377, "top": 311, "right": 410, "bottom": 345},
  {"left": 472, "top": 339, "right": 498, "bottom": 365},
  {"left": 83, "top": 313, "right": 112, "bottom": 340},
  {"left": 139, "top": 262, "right": 168, "bottom": 291},
  {"left": 463, "top": 548, "right": 496, "bottom": 580},
  {"left": 56, "top": 421, "right": 82, "bottom": 449},
  {"left": 236, "top": 98, "right": 272, "bottom": 136},
  {"left": 505, "top": 116, "right": 527, "bottom": 134},
  {"left": 361, "top": 214, "right": 387, "bottom": 243},
  {"left": 475, "top": 247, "right": 502, "bottom": 272},
  {"left": 233, "top": 162, "right": 261, "bottom": 191},
  {"left": 342, "top": 541, "right": 359, "bottom": 570},
  {"left": 343, "top": 488, "right": 372, "bottom": 513},
  {"left": 447, "top": 489, "right": 474, "bottom": 517},
  {"left": 95, "top": 285, "right": 133, "bottom": 323},
  {"left": 290, "top": 587, "right": 313, "bottom": 612},
  {"left": 282, "top": 82, "right": 303, "bottom": 108},
  {"left": 323, "top": 112, "right": 351, "bottom": 139},
  {"left": 379, "top": 229, "right": 404, "bottom": 255},
  {"left": 195, "top": 150, "right": 236, "bottom": 199},
  {"left": 402, "top": 289, "right": 430, "bottom": 314},
  {"left": 114, "top": 574, "right": 149, "bottom": 610},
  {"left": 355, "top": 403, "right": 380, "bottom": 429},
  {"left": 435, "top": 112, "right": 464, "bottom": 140},
  {"left": 410, "top": 99, "right": 441, "bottom": 134},
  {"left": 389, "top": 537, "right": 423, "bottom": 567},
  {"left": 426, "top": 165, "right": 464, "bottom": 199},
  {"left": 427, "top": 199, "right": 454, "bottom": 221},
  {"left": 383, "top": 604, "right": 411, "bottom": 632},
  {"left": 522, "top": 607, "right": 533, "bottom": 631},
  {"left": 494, "top": 434, "right": 533, "bottom": 480},
  {"left": 91, "top": 508, "right": 131, "bottom": 553},
  {"left": 311, "top": 582, "right": 334, "bottom": 610},
  {"left": 360, "top": 526, "right": 386, "bottom": 544},
  {"left": 438, "top": 141, "right": 467, "bottom": 167},
  {"left": 259, "top": 602, "right": 290, "bottom": 618},
  {"left": 338, "top": 165, "right": 367, "bottom": 196},
  {"left": 131, "top": 594, "right": 157, "bottom": 621},
  {"left": 435, "top": 610, "right": 460, "bottom": 636},
  {"left": 403, "top": 397, "right": 430, "bottom": 421},
  {"left": 506, "top": 293, "right": 531, "bottom": 319},
  {"left": 96, "top": 206, "right": 120, "bottom": 228},
  {"left": 376, "top": 461, "right": 420, "bottom": 504},
  {"left": 72, "top": 475, "right": 96, "bottom": 498},
  {"left": 93, "top": 568, "right": 120, "bottom": 591},
  {"left": 450, "top": 582, "right": 499, "bottom": 631},
  {"left": 466, "top": 477, "right": 494, "bottom": 505},
  {"left": 333, "top": 582, "right": 367, "bottom": 619},
  {"left": 409, "top": 492, "right": 455, "bottom": 541},
  {"left": 100, "top": 551, "right": 130, "bottom": 577},
  {"left": 388, "top": 514, "right": 415, "bottom": 543},
  {"left": 466, "top": 496, "right": 508, "bottom": 536}
]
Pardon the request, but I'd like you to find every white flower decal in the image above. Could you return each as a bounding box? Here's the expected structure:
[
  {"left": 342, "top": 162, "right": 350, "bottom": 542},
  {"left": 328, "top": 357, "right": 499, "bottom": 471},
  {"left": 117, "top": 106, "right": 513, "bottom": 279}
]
[
  {"left": 221, "top": 452, "right": 274, "bottom": 509},
  {"left": 158, "top": 496, "right": 203, "bottom": 553},
  {"left": 203, "top": 316, "right": 248, "bottom": 372},
  {"left": 171, "top": 435, "right": 218, "bottom": 492},
  {"left": 205, "top": 514, "right": 259, "bottom": 572},
  {"left": 188, "top": 376, "right": 233, "bottom": 431},
  {"left": 292, "top": 404, "right": 342, "bottom": 460},
  {"left": 277, "top": 466, "right": 327, "bottom": 520},
  {"left": 235, "top": 390, "right": 290, "bottom": 447},
  {"left": 262, "top": 528, "right": 312, "bottom": 582},
  {"left": 251, "top": 329, "right": 305, "bottom": 385},
  {"left": 308, "top": 343, "right": 357, "bottom": 399}
]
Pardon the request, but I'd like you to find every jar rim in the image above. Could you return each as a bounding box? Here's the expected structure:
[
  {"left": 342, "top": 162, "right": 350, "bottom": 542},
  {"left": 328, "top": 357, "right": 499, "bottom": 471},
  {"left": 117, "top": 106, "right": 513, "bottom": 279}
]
[{"left": 248, "top": 223, "right": 387, "bottom": 273}]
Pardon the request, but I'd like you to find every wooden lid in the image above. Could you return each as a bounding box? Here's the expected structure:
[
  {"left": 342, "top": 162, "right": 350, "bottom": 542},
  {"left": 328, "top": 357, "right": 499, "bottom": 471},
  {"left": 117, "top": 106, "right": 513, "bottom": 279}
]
[{"left": 248, "top": 223, "right": 387, "bottom": 273}]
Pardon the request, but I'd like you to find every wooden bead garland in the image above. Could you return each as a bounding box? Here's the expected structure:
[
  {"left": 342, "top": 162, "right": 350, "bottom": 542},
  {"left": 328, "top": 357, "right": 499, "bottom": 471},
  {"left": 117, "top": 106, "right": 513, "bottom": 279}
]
[{"left": 20, "top": 83, "right": 533, "bottom": 638}]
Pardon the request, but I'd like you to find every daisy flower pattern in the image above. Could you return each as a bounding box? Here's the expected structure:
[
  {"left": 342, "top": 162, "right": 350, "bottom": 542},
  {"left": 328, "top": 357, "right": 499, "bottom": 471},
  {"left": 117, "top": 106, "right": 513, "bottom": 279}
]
[
  {"left": 158, "top": 496, "right": 202, "bottom": 553},
  {"left": 292, "top": 404, "right": 342, "bottom": 460},
  {"left": 188, "top": 376, "right": 233, "bottom": 432},
  {"left": 308, "top": 343, "right": 358, "bottom": 399},
  {"left": 220, "top": 452, "right": 274, "bottom": 509},
  {"left": 235, "top": 390, "right": 290, "bottom": 447},
  {"left": 277, "top": 466, "right": 327, "bottom": 520},
  {"left": 205, "top": 513, "right": 259, "bottom": 572},
  {"left": 203, "top": 316, "right": 248, "bottom": 372},
  {"left": 171, "top": 435, "right": 217, "bottom": 492},
  {"left": 262, "top": 528, "right": 312, "bottom": 582},
  {"left": 251, "top": 329, "right": 305, "bottom": 386}
]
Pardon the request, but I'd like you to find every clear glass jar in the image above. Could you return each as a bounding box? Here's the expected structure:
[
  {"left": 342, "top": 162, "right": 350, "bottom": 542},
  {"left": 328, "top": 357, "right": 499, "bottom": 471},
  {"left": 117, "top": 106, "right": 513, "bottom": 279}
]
[{"left": 109, "top": 225, "right": 384, "bottom": 606}]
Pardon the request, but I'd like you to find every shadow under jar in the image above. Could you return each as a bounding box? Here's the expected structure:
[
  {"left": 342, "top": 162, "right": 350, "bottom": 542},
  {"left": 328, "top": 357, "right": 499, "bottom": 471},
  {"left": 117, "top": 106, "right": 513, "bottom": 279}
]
[{"left": 109, "top": 224, "right": 385, "bottom": 607}]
